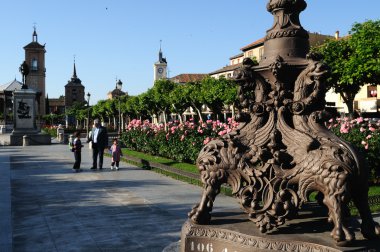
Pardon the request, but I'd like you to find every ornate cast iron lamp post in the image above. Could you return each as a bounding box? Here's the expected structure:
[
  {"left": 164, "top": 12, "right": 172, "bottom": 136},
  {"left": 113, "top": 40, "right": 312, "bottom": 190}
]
[{"left": 187, "top": 0, "right": 380, "bottom": 247}]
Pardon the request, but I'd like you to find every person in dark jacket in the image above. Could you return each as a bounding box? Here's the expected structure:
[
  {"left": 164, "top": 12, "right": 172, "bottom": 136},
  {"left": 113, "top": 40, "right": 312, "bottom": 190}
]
[
  {"left": 88, "top": 119, "right": 108, "bottom": 170},
  {"left": 72, "top": 131, "right": 83, "bottom": 172}
]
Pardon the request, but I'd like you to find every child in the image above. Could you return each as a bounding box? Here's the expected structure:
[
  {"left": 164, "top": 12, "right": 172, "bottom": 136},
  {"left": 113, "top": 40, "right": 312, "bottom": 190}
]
[
  {"left": 109, "top": 138, "right": 122, "bottom": 170},
  {"left": 72, "top": 131, "right": 84, "bottom": 172}
]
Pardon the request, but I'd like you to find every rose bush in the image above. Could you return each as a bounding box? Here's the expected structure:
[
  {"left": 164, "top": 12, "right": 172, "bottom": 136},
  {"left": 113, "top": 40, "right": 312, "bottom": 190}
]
[
  {"left": 121, "top": 116, "right": 380, "bottom": 183},
  {"left": 121, "top": 118, "right": 240, "bottom": 164},
  {"left": 326, "top": 117, "right": 380, "bottom": 182}
]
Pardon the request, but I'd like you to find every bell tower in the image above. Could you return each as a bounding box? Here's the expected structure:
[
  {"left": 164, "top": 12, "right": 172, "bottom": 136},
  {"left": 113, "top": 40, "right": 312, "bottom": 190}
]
[
  {"left": 23, "top": 26, "right": 46, "bottom": 115},
  {"left": 153, "top": 40, "right": 167, "bottom": 82}
]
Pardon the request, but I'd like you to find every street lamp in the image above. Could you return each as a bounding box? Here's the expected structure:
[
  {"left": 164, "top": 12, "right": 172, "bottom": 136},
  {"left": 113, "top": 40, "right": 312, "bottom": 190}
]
[
  {"left": 86, "top": 92, "right": 91, "bottom": 140},
  {"left": 116, "top": 79, "right": 123, "bottom": 136}
]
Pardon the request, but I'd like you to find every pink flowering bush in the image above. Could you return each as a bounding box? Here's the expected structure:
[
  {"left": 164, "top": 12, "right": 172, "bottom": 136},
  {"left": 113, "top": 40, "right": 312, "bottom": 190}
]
[
  {"left": 326, "top": 117, "right": 380, "bottom": 181},
  {"left": 41, "top": 125, "right": 59, "bottom": 137},
  {"left": 121, "top": 118, "right": 240, "bottom": 164}
]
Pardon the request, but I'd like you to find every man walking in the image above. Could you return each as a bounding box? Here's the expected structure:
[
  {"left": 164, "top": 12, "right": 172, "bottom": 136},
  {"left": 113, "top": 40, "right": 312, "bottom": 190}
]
[{"left": 88, "top": 119, "right": 108, "bottom": 170}]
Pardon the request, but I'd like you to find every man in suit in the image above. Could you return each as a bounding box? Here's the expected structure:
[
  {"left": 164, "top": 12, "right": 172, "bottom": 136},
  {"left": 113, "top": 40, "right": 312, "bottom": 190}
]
[{"left": 89, "top": 119, "right": 108, "bottom": 170}]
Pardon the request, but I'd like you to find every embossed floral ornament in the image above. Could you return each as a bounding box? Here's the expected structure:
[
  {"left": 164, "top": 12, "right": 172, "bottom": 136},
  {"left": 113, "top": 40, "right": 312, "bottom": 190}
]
[{"left": 188, "top": 0, "right": 380, "bottom": 246}]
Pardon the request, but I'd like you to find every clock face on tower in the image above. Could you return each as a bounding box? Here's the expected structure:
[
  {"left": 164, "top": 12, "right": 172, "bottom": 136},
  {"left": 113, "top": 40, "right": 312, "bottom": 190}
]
[{"left": 157, "top": 67, "right": 164, "bottom": 74}]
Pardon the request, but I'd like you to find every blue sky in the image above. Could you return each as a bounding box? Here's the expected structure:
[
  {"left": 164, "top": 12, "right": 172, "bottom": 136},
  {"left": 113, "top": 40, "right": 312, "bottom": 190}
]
[{"left": 0, "top": 0, "right": 379, "bottom": 105}]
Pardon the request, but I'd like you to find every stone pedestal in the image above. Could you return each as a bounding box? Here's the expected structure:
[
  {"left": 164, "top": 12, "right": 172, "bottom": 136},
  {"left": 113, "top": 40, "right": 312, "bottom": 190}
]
[
  {"left": 181, "top": 206, "right": 380, "bottom": 252},
  {"left": 9, "top": 89, "right": 50, "bottom": 146},
  {"left": 12, "top": 89, "right": 38, "bottom": 135}
]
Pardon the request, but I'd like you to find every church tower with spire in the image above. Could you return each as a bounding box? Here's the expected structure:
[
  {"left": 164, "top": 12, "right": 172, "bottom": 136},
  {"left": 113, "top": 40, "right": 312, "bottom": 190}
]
[
  {"left": 153, "top": 40, "right": 167, "bottom": 82},
  {"left": 64, "top": 60, "right": 85, "bottom": 107},
  {"left": 23, "top": 26, "right": 46, "bottom": 115}
]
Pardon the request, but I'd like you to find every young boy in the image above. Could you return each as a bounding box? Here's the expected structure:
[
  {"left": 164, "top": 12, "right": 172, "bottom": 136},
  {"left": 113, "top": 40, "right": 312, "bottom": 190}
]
[
  {"left": 109, "top": 138, "right": 122, "bottom": 170},
  {"left": 72, "top": 131, "right": 84, "bottom": 172}
]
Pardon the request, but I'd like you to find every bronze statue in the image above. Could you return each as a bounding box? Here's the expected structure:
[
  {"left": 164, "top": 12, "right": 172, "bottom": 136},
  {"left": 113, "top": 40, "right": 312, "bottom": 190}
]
[
  {"left": 19, "top": 60, "right": 29, "bottom": 89},
  {"left": 188, "top": 0, "right": 380, "bottom": 246}
]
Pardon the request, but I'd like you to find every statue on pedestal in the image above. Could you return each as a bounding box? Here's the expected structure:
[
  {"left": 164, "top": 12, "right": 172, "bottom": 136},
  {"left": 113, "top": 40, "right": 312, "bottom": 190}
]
[{"left": 19, "top": 61, "right": 29, "bottom": 89}]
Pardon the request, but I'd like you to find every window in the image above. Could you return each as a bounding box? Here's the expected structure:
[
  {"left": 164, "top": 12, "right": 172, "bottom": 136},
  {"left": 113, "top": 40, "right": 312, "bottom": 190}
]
[
  {"left": 367, "top": 85, "right": 377, "bottom": 98},
  {"left": 31, "top": 59, "right": 38, "bottom": 71},
  {"left": 259, "top": 48, "right": 264, "bottom": 60},
  {"left": 326, "top": 102, "right": 336, "bottom": 107}
]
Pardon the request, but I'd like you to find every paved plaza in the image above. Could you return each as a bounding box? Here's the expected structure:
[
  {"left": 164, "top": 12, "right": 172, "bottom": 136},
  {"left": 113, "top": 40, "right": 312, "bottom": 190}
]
[
  {"left": 0, "top": 140, "right": 238, "bottom": 252},
  {"left": 1, "top": 139, "right": 380, "bottom": 252}
]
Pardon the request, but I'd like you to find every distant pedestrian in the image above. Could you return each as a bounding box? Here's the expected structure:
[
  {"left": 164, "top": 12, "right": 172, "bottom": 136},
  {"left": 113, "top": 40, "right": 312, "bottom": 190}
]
[
  {"left": 88, "top": 119, "right": 108, "bottom": 170},
  {"left": 109, "top": 138, "right": 123, "bottom": 170},
  {"left": 72, "top": 131, "right": 83, "bottom": 172}
]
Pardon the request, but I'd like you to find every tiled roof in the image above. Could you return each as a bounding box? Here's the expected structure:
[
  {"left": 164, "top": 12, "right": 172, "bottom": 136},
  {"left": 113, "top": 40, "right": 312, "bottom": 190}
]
[
  {"left": 240, "top": 38, "right": 265, "bottom": 51},
  {"left": 49, "top": 98, "right": 65, "bottom": 106},
  {"left": 309, "top": 33, "right": 334, "bottom": 47},
  {"left": 170, "top": 74, "right": 208, "bottom": 83},
  {"left": 23, "top": 42, "right": 45, "bottom": 49},
  {"left": 240, "top": 33, "right": 333, "bottom": 52},
  {"left": 107, "top": 89, "right": 127, "bottom": 99},
  {"left": 0, "top": 79, "right": 23, "bottom": 91},
  {"left": 65, "top": 77, "right": 83, "bottom": 87},
  {"left": 209, "top": 63, "right": 241, "bottom": 75},
  {"left": 229, "top": 53, "right": 244, "bottom": 60}
]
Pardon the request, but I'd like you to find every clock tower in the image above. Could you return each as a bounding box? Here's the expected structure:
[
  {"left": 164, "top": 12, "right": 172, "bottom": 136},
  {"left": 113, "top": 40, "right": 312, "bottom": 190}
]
[
  {"left": 23, "top": 27, "right": 46, "bottom": 115},
  {"left": 153, "top": 41, "right": 167, "bottom": 82}
]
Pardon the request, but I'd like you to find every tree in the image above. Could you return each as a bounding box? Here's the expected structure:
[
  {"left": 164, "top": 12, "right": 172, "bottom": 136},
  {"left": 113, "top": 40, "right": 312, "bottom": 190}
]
[
  {"left": 169, "top": 83, "right": 192, "bottom": 124},
  {"left": 91, "top": 100, "right": 108, "bottom": 122},
  {"left": 187, "top": 82, "right": 204, "bottom": 121},
  {"left": 65, "top": 101, "right": 87, "bottom": 127},
  {"left": 312, "top": 20, "right": 380, "bottom": 115},
  {"left": 139, "top": 89, "right": 158, "bottom": 119},
  {"left": 103, "top": 99, "right": 116, "bottom": 126},
  {"left": 200, "top": 76, "right": 238, "bottom": 120},
  {"left": 151, "top": 79, "right": 176, "bottom": 127},
  {"left": 125, "top": 96, "right": 143, "bottom": 119}
]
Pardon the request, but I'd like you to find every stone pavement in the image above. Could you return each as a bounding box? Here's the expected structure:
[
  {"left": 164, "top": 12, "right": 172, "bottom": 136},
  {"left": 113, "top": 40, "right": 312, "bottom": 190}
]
[
  {"left": 1, "top": 139, "right": 380, "bottom": 252},
  {"left": 0, "top": 140, "right": 239, "bottom": 252}
]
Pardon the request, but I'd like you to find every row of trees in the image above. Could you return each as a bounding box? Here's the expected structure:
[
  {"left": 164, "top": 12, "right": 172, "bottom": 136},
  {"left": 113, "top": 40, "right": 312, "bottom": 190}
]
[
  {"left": 52, "top": 76, "right": 237, "bottom": 130},
  {"left": 46, "top": 20, "right": 380, "bottom": 128},
  {"left": 312, "top": 20, "right": 380, "bottom": 115}
]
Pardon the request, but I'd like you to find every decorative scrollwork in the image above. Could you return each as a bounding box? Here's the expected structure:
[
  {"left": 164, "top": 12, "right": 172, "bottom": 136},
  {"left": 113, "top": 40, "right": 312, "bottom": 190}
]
[{"left": 188, "top": 0, "right": 380, "bottom": 247}]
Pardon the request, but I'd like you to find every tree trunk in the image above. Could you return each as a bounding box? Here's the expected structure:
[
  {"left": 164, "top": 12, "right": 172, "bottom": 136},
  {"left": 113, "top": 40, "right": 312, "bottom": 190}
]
[
  {"left": 121, "top": 113, "right": 124, "bottom": 132},
  {"left": 191, "top": 103, "right": 203, "bottom": 122},
  {"left": 163, "top": 112, "right": 168, "bottom": 132},
  {"left": 340, "top": 91, "right": 356, "bottom": 116}
]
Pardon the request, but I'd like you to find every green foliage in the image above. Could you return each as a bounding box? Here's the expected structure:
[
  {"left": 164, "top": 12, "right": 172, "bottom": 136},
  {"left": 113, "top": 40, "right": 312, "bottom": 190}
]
[
  {"left": 121, "top": 148, "right": 198, "bottom": 173},
  {"left": 312, "top": 19, "right": 380, "bottom": 114},
  {"left": 65, "top": 101, "right": 87, "bottom": 117},
  {"left": 91, "top": 100, "right": 108, "bottom": 121},
  {"left": 42, "top": 113, "right": 65, "bottom": 125},
  {"left": 200, "top": 76, "right": 238, "bottom": 119},
  {"left": 41, "top": 126, "right": 57, "bottom": 137},
  {"left": 169, "top": 84, "right": 192, "bottom": 119},
  {"left": 90, "top": 75, "right": 239, "bottom": 124}
]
